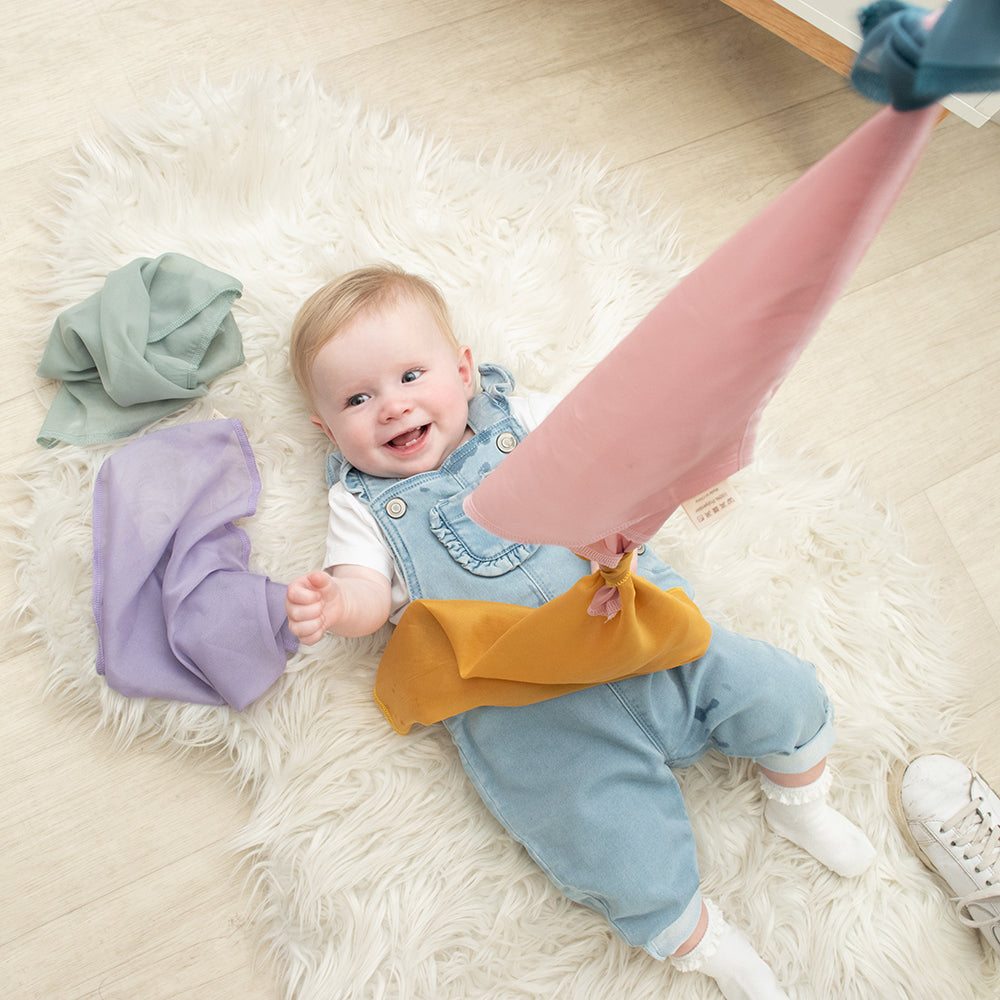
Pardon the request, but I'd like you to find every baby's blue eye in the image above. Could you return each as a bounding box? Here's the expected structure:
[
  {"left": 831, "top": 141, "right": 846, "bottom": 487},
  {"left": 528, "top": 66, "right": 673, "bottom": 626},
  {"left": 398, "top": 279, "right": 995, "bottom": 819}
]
[
  {"left": 401, "top": 369, "right": 421, "bottom": 384},
  {"left": 347, "top": 393, "right": 370, "bottom": 407}
]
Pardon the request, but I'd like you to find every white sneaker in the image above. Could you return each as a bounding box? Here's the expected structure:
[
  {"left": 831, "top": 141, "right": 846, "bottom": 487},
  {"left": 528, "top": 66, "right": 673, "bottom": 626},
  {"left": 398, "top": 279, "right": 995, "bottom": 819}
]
[{"left": 894, "top": 753, "right": 1000, "bottom": 954}]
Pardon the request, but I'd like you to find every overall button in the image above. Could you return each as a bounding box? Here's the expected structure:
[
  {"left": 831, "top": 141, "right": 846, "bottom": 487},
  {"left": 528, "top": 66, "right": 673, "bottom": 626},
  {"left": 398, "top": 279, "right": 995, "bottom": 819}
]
[
  {"left": 496, "top": 431, "right": 517, "bottom": 454},
  {"left": 385, "top": 497, "right": 407, "bottom": 518}
]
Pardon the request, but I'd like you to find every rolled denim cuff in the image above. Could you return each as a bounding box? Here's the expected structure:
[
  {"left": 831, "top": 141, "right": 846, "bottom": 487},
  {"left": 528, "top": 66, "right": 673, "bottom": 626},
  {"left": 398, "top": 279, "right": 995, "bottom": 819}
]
[
  {"left": 646, "top": 889, "right": 704, "bottom": 960},
  {"left": 755, "top": 699, "right": 836, "bottom": 775}
]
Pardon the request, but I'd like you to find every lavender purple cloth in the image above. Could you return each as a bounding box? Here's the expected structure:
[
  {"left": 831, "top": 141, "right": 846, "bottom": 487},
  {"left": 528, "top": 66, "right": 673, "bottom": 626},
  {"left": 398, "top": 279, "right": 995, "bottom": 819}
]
[{"left": 92, "top": 418, "right": 297, "bottom": 709}]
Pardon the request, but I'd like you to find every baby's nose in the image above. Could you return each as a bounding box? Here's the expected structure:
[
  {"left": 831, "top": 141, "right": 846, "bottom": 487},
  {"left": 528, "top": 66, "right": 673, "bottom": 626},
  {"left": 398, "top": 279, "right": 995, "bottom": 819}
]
[{"left": 380, "top": 395, "right": 412, "bottom": 421}]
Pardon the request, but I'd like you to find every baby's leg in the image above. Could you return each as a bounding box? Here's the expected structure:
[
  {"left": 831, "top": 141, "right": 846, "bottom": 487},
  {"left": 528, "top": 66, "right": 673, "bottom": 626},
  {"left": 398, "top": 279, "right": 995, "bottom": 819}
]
[
  {"left": 445, "top": 686, "right": 719, "bottom": 957},
  {"left": 656, "top": 622, "right": 874, "bottom": 877}
]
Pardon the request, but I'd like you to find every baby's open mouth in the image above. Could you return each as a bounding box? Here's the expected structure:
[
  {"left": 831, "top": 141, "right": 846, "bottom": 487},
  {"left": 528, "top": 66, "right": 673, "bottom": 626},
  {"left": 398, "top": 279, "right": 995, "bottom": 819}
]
[{"left": 387, "top": 425, "right": 428, "bottom": 450}]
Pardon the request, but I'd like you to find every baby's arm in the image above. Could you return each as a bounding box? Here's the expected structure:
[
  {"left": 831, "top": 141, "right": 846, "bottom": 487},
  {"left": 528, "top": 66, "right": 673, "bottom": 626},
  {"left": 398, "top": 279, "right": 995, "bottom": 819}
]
[{"left": 285, "top": 565, "right": 392, "bottom": 643}]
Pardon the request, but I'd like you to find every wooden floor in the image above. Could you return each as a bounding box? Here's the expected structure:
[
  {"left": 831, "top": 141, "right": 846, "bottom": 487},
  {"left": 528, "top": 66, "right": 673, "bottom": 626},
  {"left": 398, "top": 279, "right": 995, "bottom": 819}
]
[{"left": 2, "top": 2, "right": 998, "bottom": 997}]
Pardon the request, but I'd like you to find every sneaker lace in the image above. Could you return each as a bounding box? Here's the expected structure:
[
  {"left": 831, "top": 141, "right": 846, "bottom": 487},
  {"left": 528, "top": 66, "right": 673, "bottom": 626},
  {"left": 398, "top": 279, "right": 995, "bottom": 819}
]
[{"left": 942, "top": 793, "right": 1000, "bottom": 929}]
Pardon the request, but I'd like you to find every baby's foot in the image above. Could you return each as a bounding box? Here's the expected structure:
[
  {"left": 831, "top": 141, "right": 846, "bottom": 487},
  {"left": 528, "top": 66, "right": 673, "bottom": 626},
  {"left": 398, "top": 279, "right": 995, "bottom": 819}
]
[
  {"left": 672, "top": 899, "right": 790, "bottom": 1000},
  {"left": 761, "top": 769, "right": 876, "bottom": 877}
]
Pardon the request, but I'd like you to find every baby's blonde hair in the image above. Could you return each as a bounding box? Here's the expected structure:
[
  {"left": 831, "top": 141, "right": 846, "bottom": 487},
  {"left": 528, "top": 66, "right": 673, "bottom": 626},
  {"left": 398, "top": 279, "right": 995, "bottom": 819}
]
[{"left": 289, "top": 264, "right": 458, "bottom": 410}]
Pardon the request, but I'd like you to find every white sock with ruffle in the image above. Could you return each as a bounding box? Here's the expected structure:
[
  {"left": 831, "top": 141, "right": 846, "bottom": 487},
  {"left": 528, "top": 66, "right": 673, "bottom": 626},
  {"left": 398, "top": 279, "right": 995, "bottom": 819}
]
[
  {"left": 671, "top": 899, "right": 789, "bottom": 1000},
  {"left": 760, "top": 767, "right": 876, "bottom": 877}
]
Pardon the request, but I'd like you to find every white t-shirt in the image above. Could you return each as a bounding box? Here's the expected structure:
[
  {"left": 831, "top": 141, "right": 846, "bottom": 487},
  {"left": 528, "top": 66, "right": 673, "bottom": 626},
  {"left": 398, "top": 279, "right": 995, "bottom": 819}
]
[{"left": 324, "top": 392, "right": 559, "bottom": 621}]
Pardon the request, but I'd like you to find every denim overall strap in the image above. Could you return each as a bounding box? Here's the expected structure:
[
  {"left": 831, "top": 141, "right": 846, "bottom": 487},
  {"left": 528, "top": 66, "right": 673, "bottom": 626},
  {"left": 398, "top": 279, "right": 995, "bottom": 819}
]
[{"left": 327, "top": 364, "right": 590, "bottom": 606}]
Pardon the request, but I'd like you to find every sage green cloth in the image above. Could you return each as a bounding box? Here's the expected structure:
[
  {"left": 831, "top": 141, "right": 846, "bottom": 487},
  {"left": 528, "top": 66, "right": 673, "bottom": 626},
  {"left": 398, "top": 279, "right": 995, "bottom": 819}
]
[{"left": 36, "top": 253, "right": 244, "bottom": 448}]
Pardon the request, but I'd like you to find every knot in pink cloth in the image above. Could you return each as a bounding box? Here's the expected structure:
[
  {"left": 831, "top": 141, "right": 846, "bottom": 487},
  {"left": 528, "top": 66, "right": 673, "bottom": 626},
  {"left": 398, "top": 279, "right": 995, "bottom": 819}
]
[{"left": 587, "top": 551, "right": 637, "bottom": 620}]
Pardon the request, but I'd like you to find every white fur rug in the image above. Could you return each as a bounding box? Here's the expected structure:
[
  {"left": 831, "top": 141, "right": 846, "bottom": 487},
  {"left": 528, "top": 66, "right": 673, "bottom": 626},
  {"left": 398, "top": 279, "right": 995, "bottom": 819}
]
[{"left": 10, "top": 71, "right": 999, "bottom": 999}]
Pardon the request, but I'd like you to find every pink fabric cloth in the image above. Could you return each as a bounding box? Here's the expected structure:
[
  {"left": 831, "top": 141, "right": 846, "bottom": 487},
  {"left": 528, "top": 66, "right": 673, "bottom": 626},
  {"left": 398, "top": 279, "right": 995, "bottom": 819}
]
[{"left": 465, "top": 104, "right": 939, "bottom": 565}]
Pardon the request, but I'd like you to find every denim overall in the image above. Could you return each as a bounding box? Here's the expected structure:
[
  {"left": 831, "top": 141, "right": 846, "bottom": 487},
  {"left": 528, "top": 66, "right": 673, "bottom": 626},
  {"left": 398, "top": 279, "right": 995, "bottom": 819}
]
[{"left": 329, "top": 364, "right": 835, "bottom": 958}]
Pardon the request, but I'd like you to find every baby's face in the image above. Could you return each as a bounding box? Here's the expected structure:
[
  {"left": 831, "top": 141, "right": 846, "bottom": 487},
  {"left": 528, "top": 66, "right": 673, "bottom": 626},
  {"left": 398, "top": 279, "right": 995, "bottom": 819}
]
[{"left": 310, "top": 294, "right": 476, "bottom": 478}]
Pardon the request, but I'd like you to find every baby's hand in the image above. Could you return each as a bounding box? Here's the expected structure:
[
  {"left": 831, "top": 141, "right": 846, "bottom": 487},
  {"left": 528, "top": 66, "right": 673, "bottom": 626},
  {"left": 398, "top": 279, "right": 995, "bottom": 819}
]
[
  {"left": 285, "top": 565, "right": 393, "bottom": 641},
  {"left": 286, "top": 570, "right": 345, "bottom": 645}
]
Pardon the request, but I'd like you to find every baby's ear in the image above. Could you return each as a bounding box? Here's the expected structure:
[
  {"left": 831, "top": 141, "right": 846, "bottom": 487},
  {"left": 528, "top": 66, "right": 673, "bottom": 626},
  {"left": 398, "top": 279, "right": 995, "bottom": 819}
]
[
  {"left": 310, "top": 415, "right": 337, "bottom": 445},
  {"left": 457, "top": 345, "right": 476, "bottom": 399}
]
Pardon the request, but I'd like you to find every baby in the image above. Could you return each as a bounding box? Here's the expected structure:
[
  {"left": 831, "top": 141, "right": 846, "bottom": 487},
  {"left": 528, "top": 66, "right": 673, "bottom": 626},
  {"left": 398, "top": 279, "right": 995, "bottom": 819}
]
[{"left": 286, "top": 264, "right": 876, "bottom": 1000}]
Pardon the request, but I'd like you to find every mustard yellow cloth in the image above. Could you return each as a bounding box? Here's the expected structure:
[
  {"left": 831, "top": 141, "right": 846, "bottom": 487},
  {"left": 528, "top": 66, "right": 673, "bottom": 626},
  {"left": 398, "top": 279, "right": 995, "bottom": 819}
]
[{"left": 374, "top": 554, "right": 712, "bottom": 734}]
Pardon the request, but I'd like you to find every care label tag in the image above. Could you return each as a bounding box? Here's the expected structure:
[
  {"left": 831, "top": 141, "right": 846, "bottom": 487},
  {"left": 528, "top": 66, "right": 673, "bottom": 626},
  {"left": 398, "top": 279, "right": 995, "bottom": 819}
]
[{"left": 681, "top": 480, "right": 741, "bottom": 530}]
